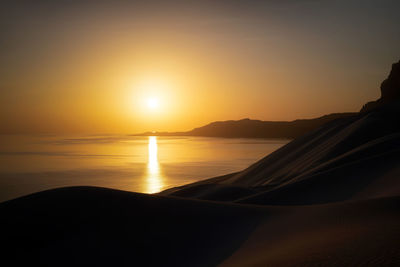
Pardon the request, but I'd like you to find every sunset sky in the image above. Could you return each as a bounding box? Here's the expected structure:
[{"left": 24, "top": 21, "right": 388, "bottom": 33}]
[{"left": 1, "top": 0, "right": 399, "bottom": 134}]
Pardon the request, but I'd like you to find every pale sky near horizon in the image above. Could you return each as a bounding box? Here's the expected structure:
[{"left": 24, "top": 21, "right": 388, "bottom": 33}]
[{"left": 1, "top": 0, "right": 399, "bottom": 134}]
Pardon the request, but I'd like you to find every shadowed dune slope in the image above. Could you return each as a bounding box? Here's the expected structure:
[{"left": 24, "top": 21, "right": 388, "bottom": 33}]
[
  {"left": 0, "top": 187, "right": 266, "bottom": 267},
  {"left": 0, "top": 187, "right": 399, "bottom": 266},
  {"left": 221, "top": 196, "right": 400, "bottom": 267}
]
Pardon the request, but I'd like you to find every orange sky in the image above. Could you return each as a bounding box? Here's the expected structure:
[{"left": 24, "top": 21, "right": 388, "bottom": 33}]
[{"left": 1, "top": 1, "right": 399, "bottom": 134}]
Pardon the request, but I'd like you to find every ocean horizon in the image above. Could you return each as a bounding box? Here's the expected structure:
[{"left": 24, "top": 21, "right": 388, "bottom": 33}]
[{"left": 0, "top": 134, "right": 289, "bottom": 202}]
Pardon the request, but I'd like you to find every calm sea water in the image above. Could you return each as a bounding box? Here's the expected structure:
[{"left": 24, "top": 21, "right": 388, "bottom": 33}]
[{"left": 0, "top": 135, "right": 289, "bottom": 202}]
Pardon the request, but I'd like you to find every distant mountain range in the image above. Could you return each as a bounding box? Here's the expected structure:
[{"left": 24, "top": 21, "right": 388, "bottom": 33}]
[{"left": 135, "top": 113, "right": 357, "bottom": 139}]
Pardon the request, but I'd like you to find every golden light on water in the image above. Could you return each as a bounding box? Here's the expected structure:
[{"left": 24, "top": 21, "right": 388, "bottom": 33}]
[{"left": 145, "top": 136, "right": 163, "bottom": 193}]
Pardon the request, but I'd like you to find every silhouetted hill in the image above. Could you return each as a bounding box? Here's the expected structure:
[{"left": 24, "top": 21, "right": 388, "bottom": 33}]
[{"left": 137, "top": 113, "right": 356, "bottom": 139}]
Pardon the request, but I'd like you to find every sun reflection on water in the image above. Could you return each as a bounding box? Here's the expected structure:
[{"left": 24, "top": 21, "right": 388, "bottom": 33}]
[{"left": 145, "top": 136, "right": 163, "bottom": 193}]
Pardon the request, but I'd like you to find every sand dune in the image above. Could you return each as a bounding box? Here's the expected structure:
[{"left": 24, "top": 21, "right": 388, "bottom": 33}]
[
  {"left": 0, "top": 186, "right": 267, "bottom": 266},
  {"left": 1, "top": 187, "right": 398, "bottom": 266},
  {"left": 161, "top": 103, "right": 400, "bottom": 205},
  {"left": 221, "top": 196, "right": 400, "bottom": 266},
  {"left": 1, "top": 61, "right": 400, "bottom": 266}
]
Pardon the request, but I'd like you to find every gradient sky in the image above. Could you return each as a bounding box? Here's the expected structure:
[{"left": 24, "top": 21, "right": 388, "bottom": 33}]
[{"left": 1, "top": 0, "right": 399, "bottom": 134}]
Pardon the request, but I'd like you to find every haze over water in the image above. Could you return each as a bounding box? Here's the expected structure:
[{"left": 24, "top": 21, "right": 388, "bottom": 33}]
[{"left": 0, "top": 135, "right": 288, "bottom": 202}]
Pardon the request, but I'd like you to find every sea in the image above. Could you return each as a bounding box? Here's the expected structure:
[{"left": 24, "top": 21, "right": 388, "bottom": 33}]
[{"left": 0, "top": 135, "right": 289, "bottom": 202}]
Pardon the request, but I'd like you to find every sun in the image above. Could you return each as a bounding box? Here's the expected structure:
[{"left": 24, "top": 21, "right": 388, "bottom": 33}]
[
  {"left": 133, "top": 78, "right": 169, "bottom": 113},
  {"left": 147, "top": 97, "right": 159, "bottom": 109}
]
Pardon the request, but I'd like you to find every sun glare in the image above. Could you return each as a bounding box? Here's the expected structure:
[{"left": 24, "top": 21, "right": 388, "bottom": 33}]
[
  {"left": 147, "top": 98, "right": 159, "bottom": 109},
  {"left": 132, "top": 78, "right": 174, "bottom": 116}
]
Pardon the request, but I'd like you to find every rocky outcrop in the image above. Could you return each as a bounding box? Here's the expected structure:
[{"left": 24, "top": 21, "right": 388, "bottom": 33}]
[{"left": 361, "top": 60, "right": 400, "bottom": 112}]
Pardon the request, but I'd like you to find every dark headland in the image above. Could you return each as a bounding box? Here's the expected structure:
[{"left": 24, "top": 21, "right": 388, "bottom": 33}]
[
  {"left": 134, "top": 113, "right": 356, "bottom": 139},
  {"left": 1, "top": 60, "right": 400, "bottom": 266}
]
